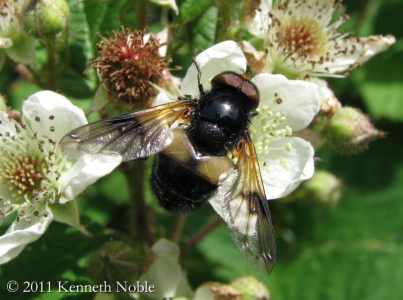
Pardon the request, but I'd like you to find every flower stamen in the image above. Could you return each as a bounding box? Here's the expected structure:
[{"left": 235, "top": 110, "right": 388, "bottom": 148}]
[
  {"left": 251, "top": 95, "right": 292, "bottom": 156},
  {"left": 90, "top": 27, "right": 171, "bottom": 108},
  {"left": 0, "top": 114, "right": 60, "bottom": 220}
]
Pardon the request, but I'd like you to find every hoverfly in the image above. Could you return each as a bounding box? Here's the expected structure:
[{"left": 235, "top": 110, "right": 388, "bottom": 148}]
[{"left": 60, "top": 61, "right": 276, "bottom": 274}]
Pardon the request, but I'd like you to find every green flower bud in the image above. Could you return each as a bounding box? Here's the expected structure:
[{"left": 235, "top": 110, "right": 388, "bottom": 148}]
[
  {"left": 21, "top": 0, "right": 69, "bottom": 38},
  {"left": 194, "top": 277, "right": 270, "bottom": 300},
  {"left": 194, "top": 282, "right": 242, "bottom": 300},
  {"left": 326, "top": 107, "right": 385, "bottom": 155},
  {"left": 88, "top": 241, "right": 140, "bottom": 285},
  {"left": 303, "top": 170, "right": 343, "bottom": 206},
  {"left": 231, "top": 276, "right": 271, "bottom": 300}
]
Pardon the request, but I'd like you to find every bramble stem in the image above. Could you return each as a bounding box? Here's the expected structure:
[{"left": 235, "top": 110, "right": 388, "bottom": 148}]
[
  {"left": 172, "top": 214, "right": 187, "bottom": 243},
  {"left": 123, "top": 160, "right": 154, "bottom": 247},
  {"left": 181, "top": 216, "right": 222, "bottom": 254}
]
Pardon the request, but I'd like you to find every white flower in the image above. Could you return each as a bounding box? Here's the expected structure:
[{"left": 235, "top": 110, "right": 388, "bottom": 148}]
[
  {"left": 0, "top": 91, "right": 120, "bottom": 264},
  {"left": 149, "top": 0, "right": 178, "bottom": 15},
  {"left": 181, "top": 40, "right": 321, "bottom": 204},
  {"left": 246, "top": 0, "right": 395, "bottom": 79},
  {"left": 137, "top": 239, "right": 193, "bottom": 299},
  {"left": 0, "top": 0, "right": 35, "bottom": 69}
]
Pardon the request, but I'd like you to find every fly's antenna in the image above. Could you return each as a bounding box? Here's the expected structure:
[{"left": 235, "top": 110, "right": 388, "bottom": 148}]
[{"left": 192, "top": 57, "right": 204, "bottom": 95}]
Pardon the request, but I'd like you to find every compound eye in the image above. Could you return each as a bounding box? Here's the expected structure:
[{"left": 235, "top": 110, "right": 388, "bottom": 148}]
[{"left": 212, "top": 72, "right": 260, "bottom": 110}]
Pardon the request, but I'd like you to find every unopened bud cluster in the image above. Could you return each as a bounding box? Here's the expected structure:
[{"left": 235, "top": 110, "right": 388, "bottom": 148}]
[
  {"left": 303, "top": 170, "right": 342, "bottom": 206},
  {"left": 21, "top": 0, "right": 69, "bottom": 38},
  {"left": 326, "top": 107, "right": 385, "bottom": 155},
  {"left": 195, "top": 276, "right": 271, "bottom": 299}
]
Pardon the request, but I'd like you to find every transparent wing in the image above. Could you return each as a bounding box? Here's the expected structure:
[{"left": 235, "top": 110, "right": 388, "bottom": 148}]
[
  {"left": 218, "top": 133, "right": 276, "bottom": 275},
  {"left": 59, "top": 100, "right": 195, "bottom": 161}
]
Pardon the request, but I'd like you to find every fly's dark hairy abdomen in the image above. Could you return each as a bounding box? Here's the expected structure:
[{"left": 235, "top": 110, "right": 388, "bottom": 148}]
[{"left": 151, "top": 152, "right": 217, "bottom": 212}]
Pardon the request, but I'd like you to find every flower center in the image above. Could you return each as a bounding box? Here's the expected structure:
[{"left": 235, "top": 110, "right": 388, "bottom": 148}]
[
  {"left": 279, "top": 15, "right": 328, "bottom": 57},
  {"left": 1, "top": 154, "right": 46, "bottom": 197},
  {"left": 0, "top": 116, "right": 59, "bottom": 220}
]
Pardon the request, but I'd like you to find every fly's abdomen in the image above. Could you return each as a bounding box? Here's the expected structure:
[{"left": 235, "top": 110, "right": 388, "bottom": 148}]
[
  {"left": 150, "top": 130, "right": 235, "bottom": 213},
  {"left": 151, "top": 152, "right": 217, "bottom": 213}
]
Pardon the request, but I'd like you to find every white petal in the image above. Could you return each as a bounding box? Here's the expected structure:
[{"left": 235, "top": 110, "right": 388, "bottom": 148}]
[
  {"left": 151, "top": 238, "right": 180, "bottom": 259},
  {"left": 87, "top": 84, "right": 109, "bottom": 114},
  {"left": 181, "top": 41, "right": 247, "bottom": 97},
  {"left": 259, "top": 137, "right": 315, "bottom": 199},
  {"left": 154, "top": 27, "right": 169, "bottom": 56},
  {"left": 322, "top": 35, "right": 396, "bottom": 74},
  {"left": 149, "top": 0, "right": 178, "bottom": 14},
  {"left": 0, "top": 111, "right": 17, "bottom": 134},
  {"left": 0, "top": 37, "right": 12, "bottom": 48},
  {"left": 138, "top": 239, "right": 183, "bottom": 299},
  {"left": 139, "top": 257, "right": 181, "bottom": 299},
  {"left": 310, "top": 78, "right": 341, "bottom": 114},
  {"left": 59, "top": 154, "right": 121, "bottom": 202},
  {"left": 252, "top": 73, "right": 321, "bottom": 130},
  {"left": 154, "top": 91, "right": 174, "bottom": 106},
  {"left": 281, "top": 0, "right": 335, "bottom": 28},
  {"left": 246, "top": 0, "right": 272, "bottom": 38},
  {"left": 144, "top": 27, "right": 169, "bottom": 56},
  {"left": 356, "top": 35, "right": 396, "bottom": 64},
  {"left": 0, "top": 213, "right": 53, "bottom": 264},
  {"left": 194, "top": 284, "right": 216, "bottom": 300},
  {"left": 22, "top": 91, "right": 87, "bottom": 142}
]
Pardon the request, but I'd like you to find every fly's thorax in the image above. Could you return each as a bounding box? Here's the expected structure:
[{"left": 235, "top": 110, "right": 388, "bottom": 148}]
[{"left": 186, "top": 85, "right": 254, "bottom": 156}]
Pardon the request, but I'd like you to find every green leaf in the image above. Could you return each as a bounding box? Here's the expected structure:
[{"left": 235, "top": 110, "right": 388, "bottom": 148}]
[
  {"left": 58, "top": 0, "right": 98, "bottom": 98},
  {"left": 191, "top": 5, "right": 218, "bottom": 53},
  {"left": 60, "top": 0, "right": 128, "bottom": 99},
  {"left": 178, "top": 0, "right": 214, "bottom": 24},
  {"left": 197, "top": 224, "right": 257, "bottom": 280},
  {"left": 0, "top": 222, "right": 103, "bottom": 298},
  {"left": 354, "top": 45, "right": 403, "bottom": 121},
  {"left": 81, "top": 0, "right": 110, "bottom": 41},
  {"left": 72, "top": 0, "right": 127, "bottom": 40},
  {"left": 51, "top": 199, "right": 90, "bottom": 236},
  {"left": 272, "top": 244, "right": 403, "bottom": 300}
]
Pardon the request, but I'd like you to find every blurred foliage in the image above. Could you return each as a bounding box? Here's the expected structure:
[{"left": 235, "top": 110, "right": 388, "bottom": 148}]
[{"left": 0, "top": 0, "right": 402, "bottom": 299}]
